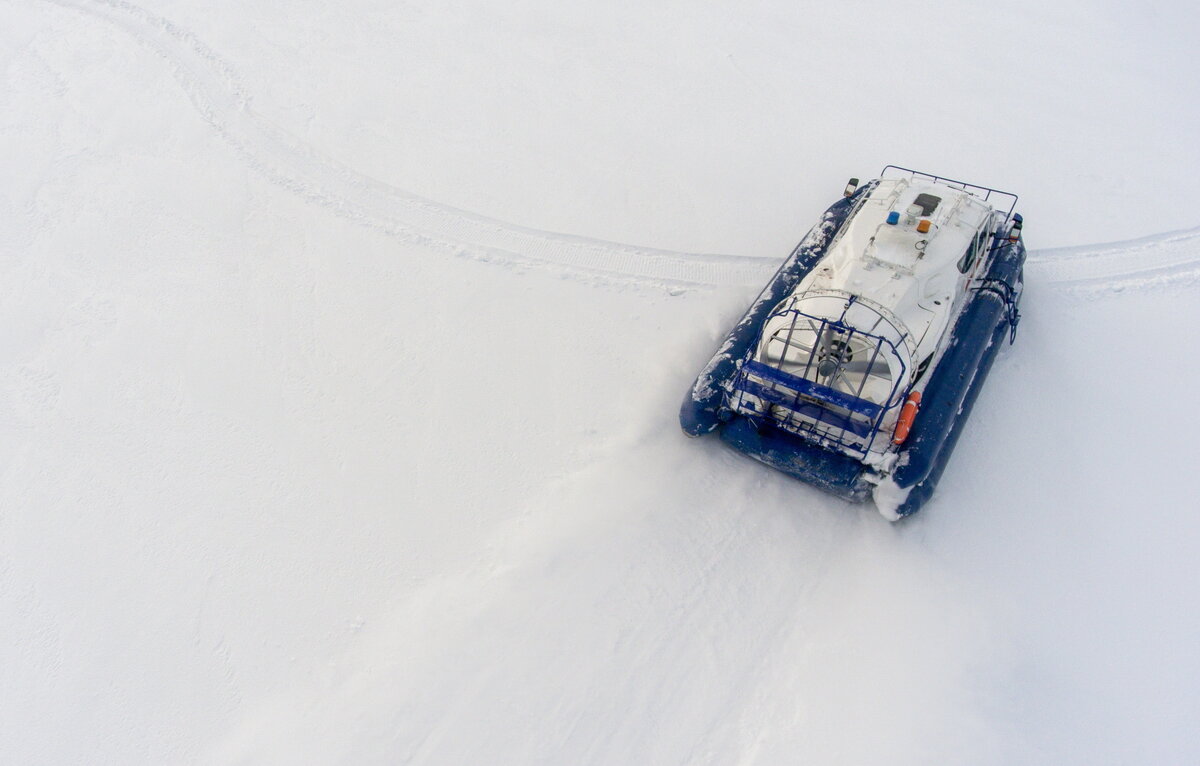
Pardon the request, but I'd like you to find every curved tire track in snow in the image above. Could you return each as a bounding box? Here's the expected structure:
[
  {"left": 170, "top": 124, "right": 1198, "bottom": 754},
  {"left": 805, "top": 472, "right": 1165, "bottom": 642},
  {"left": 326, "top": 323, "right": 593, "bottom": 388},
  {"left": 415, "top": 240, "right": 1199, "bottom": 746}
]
[
  {"left": 43, "top": 0, "right": 1200, "bottom": 296},
  {"left": 46, "top": 0, "right": 774, "bottom": 292},
  {"left": 1027, "top": 226, "right": 1200, "bottom": 295}
]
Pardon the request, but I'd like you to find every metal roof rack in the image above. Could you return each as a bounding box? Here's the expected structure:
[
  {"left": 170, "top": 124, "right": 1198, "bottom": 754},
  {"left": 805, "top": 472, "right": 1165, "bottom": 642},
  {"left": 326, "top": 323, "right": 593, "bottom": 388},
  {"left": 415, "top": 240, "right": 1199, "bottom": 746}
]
[{"left": 881, "top": 165, "right": 1019, "bottom": 226}]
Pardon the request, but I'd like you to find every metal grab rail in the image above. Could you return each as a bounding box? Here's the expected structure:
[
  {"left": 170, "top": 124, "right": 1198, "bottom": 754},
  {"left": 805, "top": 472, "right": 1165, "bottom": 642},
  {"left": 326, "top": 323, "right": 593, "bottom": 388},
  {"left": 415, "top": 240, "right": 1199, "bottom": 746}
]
[{"left": 881, "top": 165, "right": 1019, "bottom": 226}]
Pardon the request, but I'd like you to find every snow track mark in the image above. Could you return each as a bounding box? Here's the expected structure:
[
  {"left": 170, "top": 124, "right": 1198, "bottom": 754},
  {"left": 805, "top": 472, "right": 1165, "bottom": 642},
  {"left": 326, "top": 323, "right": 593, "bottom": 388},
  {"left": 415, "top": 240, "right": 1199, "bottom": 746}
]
[
  {"left": 1027, "top": 226, "right": 1200, "bottom": 295},
  {"left": 40, "top": 0, "right": 1200, "bottom": 296},
  {"left": 45, "top": 0, "right": 774, "bottom": 292}
]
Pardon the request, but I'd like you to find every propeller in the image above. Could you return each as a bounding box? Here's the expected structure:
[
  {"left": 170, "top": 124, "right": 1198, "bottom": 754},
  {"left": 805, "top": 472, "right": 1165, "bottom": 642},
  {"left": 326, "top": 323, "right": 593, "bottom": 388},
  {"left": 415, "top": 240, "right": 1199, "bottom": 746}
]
[{"left": 763, "top": 326, "right": 891, "bottom": 384}]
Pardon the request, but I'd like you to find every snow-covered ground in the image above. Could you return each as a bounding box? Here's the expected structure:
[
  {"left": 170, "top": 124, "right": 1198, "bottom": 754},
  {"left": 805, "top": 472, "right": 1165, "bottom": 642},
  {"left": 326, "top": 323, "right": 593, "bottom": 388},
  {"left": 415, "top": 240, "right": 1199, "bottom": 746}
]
[{"left": 2, "top": 0, "right": 1199, "bottom": 762}]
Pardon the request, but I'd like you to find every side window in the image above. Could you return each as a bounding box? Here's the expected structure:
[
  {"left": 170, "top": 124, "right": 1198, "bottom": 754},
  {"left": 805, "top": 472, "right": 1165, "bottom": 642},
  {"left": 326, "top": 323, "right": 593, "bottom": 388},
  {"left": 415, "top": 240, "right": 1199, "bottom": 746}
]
[{"left": 958, "top": 229, "right": 987, "bottom": 274}]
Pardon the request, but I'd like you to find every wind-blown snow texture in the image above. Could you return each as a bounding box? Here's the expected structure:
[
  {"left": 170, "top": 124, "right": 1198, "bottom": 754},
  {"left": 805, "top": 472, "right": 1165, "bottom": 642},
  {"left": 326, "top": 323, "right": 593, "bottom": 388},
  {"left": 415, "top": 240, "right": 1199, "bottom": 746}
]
[{"left": 2, "top": 1, "right": 1199, "bottom": 763}]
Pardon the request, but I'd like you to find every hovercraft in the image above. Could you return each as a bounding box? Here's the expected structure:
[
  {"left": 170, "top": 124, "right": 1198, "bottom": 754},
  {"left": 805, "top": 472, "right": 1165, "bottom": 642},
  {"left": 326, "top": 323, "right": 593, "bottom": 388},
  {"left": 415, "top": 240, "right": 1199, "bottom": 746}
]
[{"left": 680, "top": 166, "right": 1025, "bottom": 519}]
